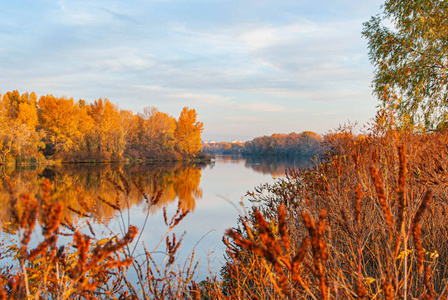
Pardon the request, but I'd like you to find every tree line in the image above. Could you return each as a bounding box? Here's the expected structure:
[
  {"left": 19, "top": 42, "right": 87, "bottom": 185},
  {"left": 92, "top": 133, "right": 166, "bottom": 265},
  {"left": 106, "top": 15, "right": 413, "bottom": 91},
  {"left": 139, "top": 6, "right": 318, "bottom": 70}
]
[
  {"left": 203, "top": 131, "right": 323, "bottom": 158},
  {"left": 0, "top": 90, "right": 205, "bottom": 163}
]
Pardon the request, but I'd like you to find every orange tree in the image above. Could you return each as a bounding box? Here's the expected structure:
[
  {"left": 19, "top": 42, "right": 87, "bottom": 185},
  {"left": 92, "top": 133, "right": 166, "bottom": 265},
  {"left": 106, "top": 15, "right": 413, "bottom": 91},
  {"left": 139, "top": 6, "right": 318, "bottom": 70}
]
[{"left": 174, "top": 107, "right": 204, "bottom": 156}]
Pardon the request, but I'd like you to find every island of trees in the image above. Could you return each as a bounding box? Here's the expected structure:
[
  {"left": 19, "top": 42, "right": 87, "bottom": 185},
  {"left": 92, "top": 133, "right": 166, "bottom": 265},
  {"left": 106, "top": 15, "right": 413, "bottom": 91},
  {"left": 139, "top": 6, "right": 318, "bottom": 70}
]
[{"left": 0, "top": 91, "right": 206, "bottom": 164}]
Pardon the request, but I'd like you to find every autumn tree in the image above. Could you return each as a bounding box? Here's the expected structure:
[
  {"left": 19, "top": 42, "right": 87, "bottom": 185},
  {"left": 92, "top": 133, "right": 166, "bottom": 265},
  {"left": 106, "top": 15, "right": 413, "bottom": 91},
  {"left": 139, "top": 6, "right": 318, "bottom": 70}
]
[
  {"left": 174, "top": 107, "right": 204, "bottom": 155},
  {"left": 152, "top": 111, "right": 176, "bottom": 152},
  {"left": 243, "top": 131, "right": 322, "bottom": 157},
  {"left": 0, "top": 90, "right": 208, "bottom": 162},
  {"left": 76, "top": 100, "right": 96, "bottom": 152},
  {"left": 120, "top": 109, "right": 139, "bottom": 151},
  {"left": 101, "top": 100, "right": 126, "bottom": 156},
  {"left": 362, "top": 0, "right": 448, "bottom": 129},
  {"left": 139, "top": 106, "right": 160, "bottom": 147},
  {"left": 297, "top": 131, "right": 323, "bottom": 157},
  {"left": 17, "top": 101, "right": 38, "bottom": 131},
  {"left": 86, "top": 98, "right": 126, "bottom": 158},
  {"left": 136, "top": 107, "right": 177, "bottom": 154},
  {"left": 0, "top": 91, "right": 43, "bottom": 160},
  {"left": 38, "top": 95, "right": 95, "bottom": 155},
  {"left": 1, "top": 91, "right": 38, "bottom": 129},
  {"left": 1, "top": 90, "right": 22, "bottom": 119}
]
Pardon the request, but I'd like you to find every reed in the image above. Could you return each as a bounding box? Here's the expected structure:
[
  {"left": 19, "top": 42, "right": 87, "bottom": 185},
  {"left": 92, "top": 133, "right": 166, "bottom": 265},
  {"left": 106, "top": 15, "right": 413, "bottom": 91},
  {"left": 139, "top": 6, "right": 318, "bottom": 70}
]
[
  {"left": 222, "top": 128, "right": 448, "bottom": 299},
  {"left": 0, "top": 173, "right": 198, "bottom": 299},
  {"left": 1, "top": 128, "right": 448, "bottom": 299}
]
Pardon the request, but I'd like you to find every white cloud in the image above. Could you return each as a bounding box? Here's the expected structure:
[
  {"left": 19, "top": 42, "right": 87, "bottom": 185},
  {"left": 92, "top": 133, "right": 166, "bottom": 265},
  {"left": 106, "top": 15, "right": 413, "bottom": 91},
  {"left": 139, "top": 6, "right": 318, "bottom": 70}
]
[
  {"left": 85, "top": 51, "right": 154, "bottom": 72},
  {"left": 134, "top": 85, "right": 163, "bottom": 91},
  {"left": 164, "top": 91, "right": 286, "bottom": 113},
  {"left": 238, "top": 102, "right": 285, "bottom": 112},
  {"left": 238, "top": 22, "right": 322, "bottom": 50},
  {"left": 167, "top": 93, "right": 231, "bottom": 105},
  {"left": 56, "top": 1, "right": 113, "bottom": 26},
  {"left": 238, "top": 28, "right": 278, "bottom": 50},
  {"left": 227, "top": 116, "right": 261, "bottom": 122}
]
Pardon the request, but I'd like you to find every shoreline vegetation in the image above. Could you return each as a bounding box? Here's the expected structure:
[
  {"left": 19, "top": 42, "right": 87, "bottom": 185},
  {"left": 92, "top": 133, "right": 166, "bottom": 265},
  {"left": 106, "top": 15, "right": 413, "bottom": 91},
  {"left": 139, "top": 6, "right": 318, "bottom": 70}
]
[
  {"left": 0, "top": 90, "right": 210, "bottom": 166},
  {"left": 0, "top": 89, "right": 322, "bottom": 168},
  {"left": 2, "top": 127, "right": 448, "bottom": 299}
]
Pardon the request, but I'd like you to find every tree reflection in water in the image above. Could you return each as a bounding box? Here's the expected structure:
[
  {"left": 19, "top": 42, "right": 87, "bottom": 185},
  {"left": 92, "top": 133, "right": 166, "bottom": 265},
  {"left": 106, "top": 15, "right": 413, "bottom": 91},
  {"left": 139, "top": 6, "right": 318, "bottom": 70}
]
[
  {"left": 0, "top": 162, "right": 207, "bottom": 224},
  {"left": 0, "top": 156, "right": 313, "bottom": 224},
  {"left": 243, "top": 155, "right": 314, "bottom": 177},
  {"left": 213, "top": 154, "right": 314, "bottom": 176}
]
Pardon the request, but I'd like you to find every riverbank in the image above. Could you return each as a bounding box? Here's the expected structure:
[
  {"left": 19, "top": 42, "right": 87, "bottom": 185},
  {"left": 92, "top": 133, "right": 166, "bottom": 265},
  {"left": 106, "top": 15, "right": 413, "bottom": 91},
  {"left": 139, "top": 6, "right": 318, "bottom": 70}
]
[
  {"left": 2, "top": 152, "right": 212, "bottom": 167},
  {"left": 2, "top": 130, "right": 448, "bottom": 299}
]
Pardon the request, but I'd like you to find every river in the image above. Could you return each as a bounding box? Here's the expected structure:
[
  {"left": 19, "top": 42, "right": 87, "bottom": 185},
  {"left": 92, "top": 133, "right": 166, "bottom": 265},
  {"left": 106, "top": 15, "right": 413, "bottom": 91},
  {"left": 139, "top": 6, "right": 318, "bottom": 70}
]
[{"left": 0, "top": 155, "right": 313, "bottom": 281}]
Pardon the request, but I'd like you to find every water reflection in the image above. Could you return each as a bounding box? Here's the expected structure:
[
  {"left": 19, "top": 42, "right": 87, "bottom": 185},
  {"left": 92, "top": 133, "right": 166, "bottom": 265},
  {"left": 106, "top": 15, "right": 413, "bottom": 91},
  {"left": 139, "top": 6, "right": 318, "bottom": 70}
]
[
  {"left": 212, "top": 155, "right": 314, "bottom": 176},
  {"left": 243, "top": 155, "right": 314, "bottom": 176},
  {"left": 0, "top": 155, "right": 313, "bottom": 224},
  {"left": 213, "top": 154, "right": 245, "bottom": 164},
  {"left": 0, "top": 155, "right": 314, "bottom": 280},
  {"left": 0, "top": 162, "right": 207, "bottom": 223}
]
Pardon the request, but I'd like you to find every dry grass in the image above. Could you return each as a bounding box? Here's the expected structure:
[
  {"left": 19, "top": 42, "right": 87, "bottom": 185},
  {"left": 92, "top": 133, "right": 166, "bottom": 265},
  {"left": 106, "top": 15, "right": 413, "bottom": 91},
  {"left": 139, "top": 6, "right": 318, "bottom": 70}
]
[
  {"left": 2, "top": 129, "right": 448, "bottom": 299},
  {"left": 0, "top": 173, "right": 198, "bottom": 299},
  {"left": 221, "top": 128, "right": 448, "bottom": 299}
]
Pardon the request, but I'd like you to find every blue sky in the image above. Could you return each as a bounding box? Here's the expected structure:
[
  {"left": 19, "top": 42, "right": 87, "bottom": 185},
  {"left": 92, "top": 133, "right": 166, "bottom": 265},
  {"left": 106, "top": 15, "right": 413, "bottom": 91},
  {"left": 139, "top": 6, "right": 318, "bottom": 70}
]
[{"left": 1, "top": 0, "right": 384, "bottom": 141}]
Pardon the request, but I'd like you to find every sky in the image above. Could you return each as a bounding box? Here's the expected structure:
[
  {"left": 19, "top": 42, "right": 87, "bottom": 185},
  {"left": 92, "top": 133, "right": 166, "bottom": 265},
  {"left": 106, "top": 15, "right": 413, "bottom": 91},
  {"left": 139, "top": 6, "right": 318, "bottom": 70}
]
[{"left": 0, "top": 0, "right": 384, "bottom": 142}]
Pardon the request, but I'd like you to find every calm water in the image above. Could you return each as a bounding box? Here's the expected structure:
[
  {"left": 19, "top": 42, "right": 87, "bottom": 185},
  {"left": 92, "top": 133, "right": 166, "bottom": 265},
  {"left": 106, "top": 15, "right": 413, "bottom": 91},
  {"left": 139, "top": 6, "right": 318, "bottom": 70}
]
[{"left": 1, "top": 155, "right": 312, "bottom": 280}]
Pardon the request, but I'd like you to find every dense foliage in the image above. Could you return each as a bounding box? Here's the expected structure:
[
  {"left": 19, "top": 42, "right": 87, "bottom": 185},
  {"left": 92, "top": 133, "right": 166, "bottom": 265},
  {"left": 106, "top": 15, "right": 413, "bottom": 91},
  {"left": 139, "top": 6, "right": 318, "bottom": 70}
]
[
  {"left": 243, "top": 131, "right": 322, "bottom": 157},
  {"left": 362, "top": 0, "right": 448, "bottom": 129},
  {"left": 221, "top": 128, "right": 448, "bottom": 299},
  {"left": 0, "top": 91, "right": 206, "bottom": 163},
  {"left": 202, "top": 141, "right": 244, "bottom": 155}
]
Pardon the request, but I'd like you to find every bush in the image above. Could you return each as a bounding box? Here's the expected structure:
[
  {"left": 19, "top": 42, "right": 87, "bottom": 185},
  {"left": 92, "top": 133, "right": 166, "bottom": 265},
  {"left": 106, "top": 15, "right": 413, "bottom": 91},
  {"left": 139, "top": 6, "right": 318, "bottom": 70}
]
[
  {"left": 2, "top": 129, "right": 448, "bottom": 299},
  {"left": 222, "top": 129, "right": 448, "bottom": 299}
]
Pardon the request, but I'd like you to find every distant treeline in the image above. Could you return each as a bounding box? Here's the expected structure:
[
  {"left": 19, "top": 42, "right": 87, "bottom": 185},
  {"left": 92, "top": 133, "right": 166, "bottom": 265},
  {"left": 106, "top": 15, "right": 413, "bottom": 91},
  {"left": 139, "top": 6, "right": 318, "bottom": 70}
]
[
  {"left": 202, "top": 131, "right": 323, "bottom": 158},
  {"left": 0, "top": 90, "right": 206, "bottom": 163}
]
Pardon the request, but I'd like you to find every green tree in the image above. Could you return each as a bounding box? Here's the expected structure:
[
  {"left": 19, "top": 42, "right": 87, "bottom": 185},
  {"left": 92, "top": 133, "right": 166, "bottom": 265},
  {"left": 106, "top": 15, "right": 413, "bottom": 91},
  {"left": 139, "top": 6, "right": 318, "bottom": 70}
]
[{"left": 362, "top": 0, "right": 448, "bottom": 129}]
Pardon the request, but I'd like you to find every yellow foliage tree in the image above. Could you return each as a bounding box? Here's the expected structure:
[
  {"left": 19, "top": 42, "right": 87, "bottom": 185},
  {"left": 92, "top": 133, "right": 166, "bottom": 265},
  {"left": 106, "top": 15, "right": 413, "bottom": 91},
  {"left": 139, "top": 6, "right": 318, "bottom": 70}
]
[
  {"left": 86, "top": 98, "right": 126, "bottom": 158},
  {"left": 17, "top": 102, "right": 38, "bottom": 131},
  {"left": 38, "top": 95, "right": 95, "bottom": 154},
  {"left": 174, "top": 107, "right": 203, "bottom": 155},
  {"left": 139, "top": 106, "right": 177, "bottom": 153},
  {"left": 0, "top": 91, "right": 42, "bottom": 159}
]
